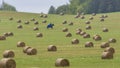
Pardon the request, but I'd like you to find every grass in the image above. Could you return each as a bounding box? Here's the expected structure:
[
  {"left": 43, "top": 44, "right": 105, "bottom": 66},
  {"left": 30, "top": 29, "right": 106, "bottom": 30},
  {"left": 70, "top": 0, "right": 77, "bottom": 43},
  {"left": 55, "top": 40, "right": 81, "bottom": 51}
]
[{"left": 0, "top": 11, "right": 120, "bottom": 68}]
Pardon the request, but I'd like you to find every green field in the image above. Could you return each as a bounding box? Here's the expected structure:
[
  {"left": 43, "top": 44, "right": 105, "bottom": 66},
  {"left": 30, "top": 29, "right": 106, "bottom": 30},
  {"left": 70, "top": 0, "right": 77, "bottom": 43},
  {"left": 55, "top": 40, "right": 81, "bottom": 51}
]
[{"left": 0, "top": 11, "right": 120, "bottom": 68}]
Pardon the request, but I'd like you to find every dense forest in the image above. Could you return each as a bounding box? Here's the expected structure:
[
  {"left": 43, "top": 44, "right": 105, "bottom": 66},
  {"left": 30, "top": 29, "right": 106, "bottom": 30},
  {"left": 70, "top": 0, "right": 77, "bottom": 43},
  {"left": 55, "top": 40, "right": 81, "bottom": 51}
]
[
  {"left": 48, "top": 0, "right": 120, "bottom": 14},
  {"left": 0, "top": 2, "right": 16, "bottom": 11}
]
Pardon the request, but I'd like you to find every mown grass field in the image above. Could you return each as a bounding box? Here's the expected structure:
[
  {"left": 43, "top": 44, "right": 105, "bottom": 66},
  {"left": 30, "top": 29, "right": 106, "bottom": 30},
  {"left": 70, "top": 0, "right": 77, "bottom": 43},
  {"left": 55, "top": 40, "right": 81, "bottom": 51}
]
[{"left": 0, "top": 11, "right": 120, "bottom": 68}]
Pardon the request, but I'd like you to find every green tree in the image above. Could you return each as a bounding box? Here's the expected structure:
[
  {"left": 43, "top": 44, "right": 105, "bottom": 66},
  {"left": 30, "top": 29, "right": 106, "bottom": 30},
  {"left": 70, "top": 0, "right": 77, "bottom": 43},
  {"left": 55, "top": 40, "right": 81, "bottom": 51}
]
[
  {"left": 0, "top": 2, "right": 16, "bottom": 11},
  {"left": 48, "top": 6, "right": 56, "bottom": 14}
]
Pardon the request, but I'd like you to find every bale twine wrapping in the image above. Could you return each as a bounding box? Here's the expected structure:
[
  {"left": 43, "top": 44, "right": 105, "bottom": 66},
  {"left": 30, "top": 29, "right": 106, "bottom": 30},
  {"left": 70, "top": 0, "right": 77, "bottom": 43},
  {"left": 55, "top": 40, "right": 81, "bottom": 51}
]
[
  {"left": 62, "top": 28, "right": 68, "bottom": 32},
  {"left": 48, "top": 45, "right": 57, "bottom": 51},
  {"left": 26, "top": 48, "right": 37, "bottom": 55},
  {"left": 0, "top": 58, "right": 16, "bottom": 68},
  {"left": 86, "top": 25, "right": 91, "bottom": 30},
  {"left": 55, "top": 58, "right": 70, "bottom": 67},
  {"left": 101, "top": 52, "right": 113, "bottom": 59},
  {"left": 66, "top": 32, "right": 72, "bottom": 37},
  {"left": 3, "top": 50, "right": 15, "bottom": 58},
  {"left": 100, "top": 42, "right": 110, "bottom": 48},
  {"left": 103, "top": 28, "right": 108, "bottom": 32},
  {"left": 33, "top": 27, "right": 39, "bottom": 31},
  {"left": 23, "top": 46, "right": 32, "bottom": 53},
  {"left": 83, "top": 34, "right": 90, "bottom": 38},
  {"left": 17, "top": 41, "right": 25, "bottom": 47},
  {"left": 85, "top": 42, "right": 94, "bottom": 47},
  {"left": 36, "top": 33, "right": 43, "bottom": 37},
  {"left": 0, "top": 36, "right": 6, "bottom": 40},
  {"left": 108, "top": 38, "right": 116, "bottom": 43},
  {"left": 71, "top": 39, "right": 79, "bottom": 44},
  {"left": 104, "top": 47, "right": 115, "bottom": 54}
]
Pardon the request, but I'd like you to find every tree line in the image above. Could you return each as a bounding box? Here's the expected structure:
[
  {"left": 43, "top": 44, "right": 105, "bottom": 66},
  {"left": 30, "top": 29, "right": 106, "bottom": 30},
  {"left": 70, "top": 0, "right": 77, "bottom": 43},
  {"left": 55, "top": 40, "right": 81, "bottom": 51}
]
[
  {"left": 0, "top": 2, "right": 16, "bottom": 11},
  {"left": 48, "top": 0, "right": 120, "bottom": 14}
]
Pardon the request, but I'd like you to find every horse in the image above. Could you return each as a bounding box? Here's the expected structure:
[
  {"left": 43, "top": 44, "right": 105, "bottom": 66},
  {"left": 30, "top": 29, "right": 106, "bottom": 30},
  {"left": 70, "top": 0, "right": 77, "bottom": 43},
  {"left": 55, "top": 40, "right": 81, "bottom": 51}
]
[{"left": 47, "top": 23, "right": 54, "bottom": 29}]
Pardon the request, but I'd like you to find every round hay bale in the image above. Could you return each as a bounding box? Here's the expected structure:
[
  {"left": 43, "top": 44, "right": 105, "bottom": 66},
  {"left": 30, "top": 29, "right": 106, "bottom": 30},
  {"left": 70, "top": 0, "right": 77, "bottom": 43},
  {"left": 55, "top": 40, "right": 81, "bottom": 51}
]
[
  {"left": 108, "top": 38, "right": 116, "bottom": 43},
  {"left": 76, "top": 30, "right": 81, "bottom": 35},
  {"left": 23, "top": 46, "right": 32, "bottom": 53},
  {"left": 0, "top": 58, "right": 16, "bottom": 68},
  {"left": 104, "top": 47, "right": 115, "bottom": 54},
  {"left": 89, "top": 17, "right": 94, "bottom": 20},
  {"left": 104, "top": 14, "right": 108, "bottom": 18},
  {"left": 62, "top": 28, "right": 68, "bottom": 32},
  {"left": 101, "top": 52, "right": 113, "bottom": 59},
  {"left": 17, "top": 25, "right": 23, "bottom": 29},
  {"left": 66, "top": 32, "right": 72, "bottom": 37},
  {"left": 24, "top": 21, "right": 29, "bottom": 24},
  {"left": 100, "top": 42, "right": 110, "bottom": 48},
  {"left": 34, "top": 21, "right": 39, "bottom": 25},
  {"left": 31, "top": 18, "right": 35, "bottom": 21},
  {"left": 3, "top": 33, "right": 9, "bottom": 37},
  {"left": 80, "top": 31, "right": 86, "bottom": 36},
  {"left": 3, "top": 50, "right": 15, "bottom": 58},
  {"left": 74, "top": 15, "right": 80, "bottom": 18},
  {"left": 60, "top": 12, "right": 64, "bottom": 16},
  {"left": 43, "top": 15, "right": 48, "bottom": 18},
  {"left": 36, "top": 33, "right": 43, "bottom": 37},
  {"left": 103, "top": 28, "right": 108, "bottom": 32},
  {"left": 9, "top": 17, "right": 13, "bottom": 20},
  {"left": 8, "top": 32, "right": 14, "bottom": 36},
  {"left": 17, "top": 20, "right": 21, "bottom": 23},
  {"left": 33, "top": 27, "right": 39, "bottom": 31},
  {"left": 86, "top": 25, "right": 91, "bottom": 30},
  {"left": 85, "top": 21, "right": 91, "bottom": 24},
  {"left": 85, "top": 42, "right": 94, "bottom": 47},
  {"left": 26, "top": 48, "right": 37, "bottom": 55},
  {"left": 80, "top": 16, "right": 85, "bottom": 19},
  {"left": 17, "top": 41, "right": 25, "bottom": 47},
  {"left": 83, "top": 34, "right": 90, "bottom": 38},
  {"left": 55, "top": 58, "right": 70, "bottom": 67},
  {"left": 93, "top": 35, "right": 102, "bottom": 41},
  {"left": 68, "top": 22, "right": 73, "bottom": 25},
  {"left": 62, "top": 20, "right": 67, "bottom": 24},
  {"left": 71, "top": 39, "right": 79, "bottom": 44},
  {"left": 0, "top": 36, "right": 6, "bottom": 40},
  {"left": 42, "top": 20, "right": 47, "bottom": 23},
  {"left": 100, "top": 18, "right": 104, "bottom": 21},
  {"left": 48, "top": 45, "right": 57, "bottom": 51},
  {"left": 40, "top": 14, "right": 43, "bottom": 17},
  {"left": 76, "top": 28, "right": 82, "bottom": 32},
  {"left": 100, "top": 15, "right": 105, "bottom": 18},
  {"left": 92, "top": 13, "right": 96, "bottom": 16}
]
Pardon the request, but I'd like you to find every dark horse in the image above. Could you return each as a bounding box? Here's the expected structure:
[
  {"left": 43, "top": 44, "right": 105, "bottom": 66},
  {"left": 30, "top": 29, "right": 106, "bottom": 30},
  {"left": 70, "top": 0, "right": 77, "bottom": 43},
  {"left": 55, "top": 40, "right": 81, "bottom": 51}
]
[{"left": 47, "top": 23, "right": 54, "bottom": 29}]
